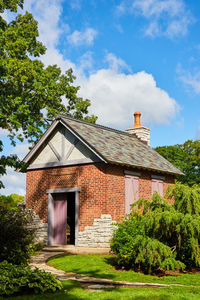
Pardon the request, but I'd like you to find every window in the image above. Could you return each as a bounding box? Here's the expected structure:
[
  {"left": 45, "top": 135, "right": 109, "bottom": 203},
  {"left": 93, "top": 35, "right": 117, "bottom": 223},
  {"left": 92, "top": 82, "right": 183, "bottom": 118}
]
[
  {"left": 151, "top": 177, "right": 164, "bottom": 197},
  {"left": 125, "top": 175, "right": 139, "bottom": 214}
]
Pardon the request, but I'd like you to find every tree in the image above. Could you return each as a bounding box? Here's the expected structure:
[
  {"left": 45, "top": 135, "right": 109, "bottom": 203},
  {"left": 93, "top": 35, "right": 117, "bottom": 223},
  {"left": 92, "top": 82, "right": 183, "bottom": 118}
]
[
  {"left": 155, "top": 139, "right": 200, "bottom": 186},
  {"left": 111, "top": 184, "right": 200, "bottom": 274},
  {"left": 0, "top": 0, "right": 97, "bottom": 188},
  {"left": 0, "top": 193, "right": 24, "bottom": 210}
]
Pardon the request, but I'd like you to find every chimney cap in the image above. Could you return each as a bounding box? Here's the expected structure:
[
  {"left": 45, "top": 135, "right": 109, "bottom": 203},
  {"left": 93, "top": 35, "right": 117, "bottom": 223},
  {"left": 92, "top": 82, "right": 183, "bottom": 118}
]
[{"left": 134, "top": 112, "right": 141, "bottom": 128}]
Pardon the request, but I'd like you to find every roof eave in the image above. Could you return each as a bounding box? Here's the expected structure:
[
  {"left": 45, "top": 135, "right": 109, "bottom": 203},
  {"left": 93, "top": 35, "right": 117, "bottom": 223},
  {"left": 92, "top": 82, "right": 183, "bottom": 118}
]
[{"left": 107, "top": 160, "right": 184, "bottom": 176}]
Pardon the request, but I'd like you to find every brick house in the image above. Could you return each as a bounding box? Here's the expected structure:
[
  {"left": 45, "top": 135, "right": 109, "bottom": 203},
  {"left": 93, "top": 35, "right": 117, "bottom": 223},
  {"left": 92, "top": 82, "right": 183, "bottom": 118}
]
[{"left": 23, "top": 112, "right": 183, "bottom": 247}]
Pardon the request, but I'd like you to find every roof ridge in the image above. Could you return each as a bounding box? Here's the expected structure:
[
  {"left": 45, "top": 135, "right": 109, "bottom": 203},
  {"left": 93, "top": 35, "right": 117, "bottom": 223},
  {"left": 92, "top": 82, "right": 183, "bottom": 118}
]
[{"left": 57, "top": 113, "right": 141, "bottom": 140}]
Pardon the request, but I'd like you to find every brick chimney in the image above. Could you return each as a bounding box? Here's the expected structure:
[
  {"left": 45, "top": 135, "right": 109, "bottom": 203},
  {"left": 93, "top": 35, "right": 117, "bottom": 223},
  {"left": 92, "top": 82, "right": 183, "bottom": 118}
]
[{"left": 125, "top": 112, "right": 150, "bottom": 146}]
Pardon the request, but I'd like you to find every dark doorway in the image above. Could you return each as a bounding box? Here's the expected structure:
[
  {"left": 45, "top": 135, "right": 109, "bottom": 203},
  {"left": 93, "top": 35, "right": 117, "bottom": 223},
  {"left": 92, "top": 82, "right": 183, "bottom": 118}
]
[{"left": 67, "top": 192, "right": 75, "bottom": 245}]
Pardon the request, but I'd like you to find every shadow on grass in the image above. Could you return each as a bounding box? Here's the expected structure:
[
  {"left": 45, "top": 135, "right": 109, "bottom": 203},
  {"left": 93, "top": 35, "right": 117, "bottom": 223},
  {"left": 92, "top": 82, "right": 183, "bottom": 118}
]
[
  {"left": 46, "top": 253, "right": 72, "bottom": 262},
  {"left": 2, "top": 281, "right": 83, "bottom": 300},
  {"left": 104, "top": 256, "right": 119, "bottom": 268},
  {"left": 64, "top": 267, "right": 116, "bottom": 279}
]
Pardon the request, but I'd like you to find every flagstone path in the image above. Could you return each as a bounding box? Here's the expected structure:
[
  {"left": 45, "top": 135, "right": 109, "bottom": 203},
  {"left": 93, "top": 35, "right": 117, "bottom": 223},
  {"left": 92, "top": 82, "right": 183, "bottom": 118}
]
[{"left": 29, "top": 250, "right": 183, "bottom": 288}]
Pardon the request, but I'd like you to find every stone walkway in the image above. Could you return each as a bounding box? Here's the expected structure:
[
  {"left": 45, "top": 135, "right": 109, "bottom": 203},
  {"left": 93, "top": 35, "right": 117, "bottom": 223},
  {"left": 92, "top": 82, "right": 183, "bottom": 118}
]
[{"left": 29, "top": 250, "right": 183, "bottom": 288}]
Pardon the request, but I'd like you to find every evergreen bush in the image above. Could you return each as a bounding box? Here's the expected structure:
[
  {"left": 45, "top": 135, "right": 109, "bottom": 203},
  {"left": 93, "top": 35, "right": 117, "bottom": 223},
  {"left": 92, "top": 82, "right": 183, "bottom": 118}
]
[{"left": 111, "top": 184, "right": 200, "bottom": 273}]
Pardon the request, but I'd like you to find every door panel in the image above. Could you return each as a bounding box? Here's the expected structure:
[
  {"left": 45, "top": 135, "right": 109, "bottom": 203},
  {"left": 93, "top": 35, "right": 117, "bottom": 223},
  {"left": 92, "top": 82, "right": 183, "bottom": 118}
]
[
  {"left": 152, "top": 179, "right": 163, "bottom": 196},
  {"left": 158, "top": 181, "right": 163, "bottom": 197},
  {"left": 125, "top": 175, "right": 139, "bottom": 214},
  {"left": 53, "top": 193, "right": 67, "bottom": 245},
  {"left": 152, "top": 179, "right": 158, "bottom": 195}
]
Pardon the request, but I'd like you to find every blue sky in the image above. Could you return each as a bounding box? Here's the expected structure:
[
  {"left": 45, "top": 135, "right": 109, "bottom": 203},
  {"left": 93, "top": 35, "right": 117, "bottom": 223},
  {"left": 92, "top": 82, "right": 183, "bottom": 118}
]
[{"left": 1, "top": 0, "right": 200, "bottom": 195}]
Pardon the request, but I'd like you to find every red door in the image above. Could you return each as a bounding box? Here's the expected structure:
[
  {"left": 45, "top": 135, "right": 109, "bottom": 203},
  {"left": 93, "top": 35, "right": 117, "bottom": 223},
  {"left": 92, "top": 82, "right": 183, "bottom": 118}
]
[
  {"left": 125, "top": 175, "right": 139, "bottom": 214},
  {"left": 53, "top": 193, "right": 67, "bottom": 245}
]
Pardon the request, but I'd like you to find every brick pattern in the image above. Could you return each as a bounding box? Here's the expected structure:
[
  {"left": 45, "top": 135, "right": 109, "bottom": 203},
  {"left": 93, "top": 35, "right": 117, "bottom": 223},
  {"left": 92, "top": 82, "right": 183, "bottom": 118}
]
[{"left": 26, "top": 163, "right": 175, "bottom": 233}]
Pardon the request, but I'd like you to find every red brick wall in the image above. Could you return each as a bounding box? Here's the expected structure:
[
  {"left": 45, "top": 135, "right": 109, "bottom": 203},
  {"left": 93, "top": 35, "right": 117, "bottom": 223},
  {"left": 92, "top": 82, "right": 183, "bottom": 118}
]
[{"left": 26, "top": 163, "right": 174, "bottom": 231}]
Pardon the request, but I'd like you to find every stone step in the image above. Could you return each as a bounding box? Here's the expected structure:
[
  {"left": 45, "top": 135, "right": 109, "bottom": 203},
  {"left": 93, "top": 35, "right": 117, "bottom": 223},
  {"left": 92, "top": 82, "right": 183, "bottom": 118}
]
[{"left": 42, "top": 246, "right": 111, "bottom": 254}]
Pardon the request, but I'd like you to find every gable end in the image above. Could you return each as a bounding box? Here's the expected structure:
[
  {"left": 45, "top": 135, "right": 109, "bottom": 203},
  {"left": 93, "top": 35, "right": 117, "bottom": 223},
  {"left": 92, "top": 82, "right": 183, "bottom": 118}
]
[{"left": 24, "top": 121, "right": 105, "bottom": 170}]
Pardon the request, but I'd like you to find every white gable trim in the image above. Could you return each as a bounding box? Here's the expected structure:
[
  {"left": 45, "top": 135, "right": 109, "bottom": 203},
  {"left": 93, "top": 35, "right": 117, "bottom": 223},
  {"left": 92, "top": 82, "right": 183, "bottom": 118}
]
[
  {"left": 27, "top": 157, "right": 101, "bottom": 170},
  {"left": 23, "top": 120, "right": 59, "bottom": 163},
  {"left": 60, "top": 119, "right": 107, "bottom": 163},
  {"left": 23, "top": 119, "right": 107, "bottom": 166}
]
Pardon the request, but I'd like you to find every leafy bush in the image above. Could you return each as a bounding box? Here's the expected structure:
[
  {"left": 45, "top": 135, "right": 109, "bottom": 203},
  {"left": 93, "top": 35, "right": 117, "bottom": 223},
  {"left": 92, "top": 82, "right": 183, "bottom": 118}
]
[
  {"left": 0, "top": 207, "right": 35, "bottom": 265},
  {"left": 111, "top": 185, "right": 200, "bottom": 274},
  {"left": 167, "top": 182, "right": 200, "bottom": 215},
  {"left": 113, "top": 233, "right": 184, "bottom": 274},
  {"left": 0, "top": 261, "right": 62, "bottom": 296},
  {"left": 0, "top": 194, "right": 24, "bottom": 210}
]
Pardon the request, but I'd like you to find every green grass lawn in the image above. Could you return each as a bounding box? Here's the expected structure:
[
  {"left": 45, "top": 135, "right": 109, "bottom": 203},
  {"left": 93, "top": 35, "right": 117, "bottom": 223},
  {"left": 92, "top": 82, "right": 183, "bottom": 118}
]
[
  {"left": 3, "top": 254, "right": 200, "bottom": 299},
  {"left": 3, "top": 280, "right": 200, "bottom": 300},
  {"left": 48, "top": 254, "right": 200, "bottom": 286}
]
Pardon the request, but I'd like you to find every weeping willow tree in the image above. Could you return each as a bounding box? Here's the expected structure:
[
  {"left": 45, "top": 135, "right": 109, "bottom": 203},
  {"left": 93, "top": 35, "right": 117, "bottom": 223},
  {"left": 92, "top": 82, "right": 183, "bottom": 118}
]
[{"left": 111, "top": 183, "right": 200, "bottom": 274}]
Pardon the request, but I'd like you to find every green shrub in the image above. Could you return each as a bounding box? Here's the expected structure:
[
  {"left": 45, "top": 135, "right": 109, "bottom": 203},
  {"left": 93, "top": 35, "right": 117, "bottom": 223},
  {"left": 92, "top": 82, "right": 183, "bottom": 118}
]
[
  {"left": 111, "top": 204, "right": 185, "bottom": 274},
  {"left": 0, "top": 261, "right": 62, "bottom": 296},
  {"left": 0, "top": 207, "right": 35, "bottom": 265},
  {"left": 111, "top": 185, "right": 200, "bottom": 274},
  {"left": 113, "top": 234, "right": 184, "bottom": 274}
]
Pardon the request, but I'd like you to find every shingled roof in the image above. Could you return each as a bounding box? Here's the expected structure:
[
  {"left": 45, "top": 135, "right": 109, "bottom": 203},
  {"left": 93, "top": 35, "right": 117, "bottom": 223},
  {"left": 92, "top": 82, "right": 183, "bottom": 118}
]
[{"left": 58, "top": 115, "right": 183, "bottom": 176}]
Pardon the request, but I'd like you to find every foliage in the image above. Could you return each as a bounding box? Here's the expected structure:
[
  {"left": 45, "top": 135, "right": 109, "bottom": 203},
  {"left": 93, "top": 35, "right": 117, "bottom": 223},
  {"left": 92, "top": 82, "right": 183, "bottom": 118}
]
[
  {"left": 0, "top": 261, "right": 62, "bottom": 296},
  {"left": 111, "top": 185, "right": 200, "bottom": 273},
  {"left": 155, "top": 139, "right": 200, "bottom": 186},
  {"left": 167, "top": 182, "right": 200, "bottom": 215},
  {"left": 0, "top": 193, "right": 24, "bottom": 210},
  {"left": 0, "top": 0, "right": 97, "bottom": 188},
  {"left": 0, "top": 207, "right": 35, "bottom": 265},
  {"left": 10, "top": 193, "right": 24, "bottom": 202},
  {"left": 112, "top": 234, "right": 184, "bottom": 274}
]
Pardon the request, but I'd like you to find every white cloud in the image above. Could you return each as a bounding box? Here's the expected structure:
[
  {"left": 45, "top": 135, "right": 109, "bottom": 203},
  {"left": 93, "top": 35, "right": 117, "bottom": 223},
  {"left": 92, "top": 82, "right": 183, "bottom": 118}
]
[
  {"left": 181, "top": 72, "right": 200, "bottom": 94},
  {"left": 1, "top": 168, "right": 26, "bottom": 196},
  {"left": 105, "top": 53, "right": 131, "bottom": 72},
  {"left": 69, "top": 0, "right": 82, "bottom": 10},
  {"left": 78, "top": 52, "right": 94, "bottom": 73},
  {"left": 115, "top": 2, "right": 126, "bottom": 15},
  {"left": 23, "top": 0, "right": 64, "bottom": 49},
  {"left": 67, "top": 28, "right": 98, "bottom": 46},
  {"left": 78, "top": 53, "right": 179, "bottom": 128},
  {"left": 177, "top": 64, "right": 200, "bottom": 94},
  {"left": 116, "top": 0, "right": 194, "bottom": 38},
  {"left": 21, "top": 0, "right": 74, "bottom": 72},
  {"left": 132, "top": 0, "right": 183, "bottom": 17},
  {"left": 11, "top": 144, "right": 30, "bottom": 160},
  {"left": 0, "top": 144, "right": 29, "bottom": 195}
]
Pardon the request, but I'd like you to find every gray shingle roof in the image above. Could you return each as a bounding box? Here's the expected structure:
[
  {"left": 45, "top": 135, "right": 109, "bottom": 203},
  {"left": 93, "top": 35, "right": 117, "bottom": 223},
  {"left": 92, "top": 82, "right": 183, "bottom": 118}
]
[{"left": 60, "top": 115, "right": 183, "bottom": 176}]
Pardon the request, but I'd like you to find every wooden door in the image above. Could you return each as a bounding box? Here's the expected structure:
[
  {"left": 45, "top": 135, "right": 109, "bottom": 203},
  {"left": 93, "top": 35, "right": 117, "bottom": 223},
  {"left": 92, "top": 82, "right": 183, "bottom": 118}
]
[
  {"left": 53, "top": 193, "right": 67, "bottom": 245},
  {"left": 125, "top": 175, "right": 139, "bottom": 214}
]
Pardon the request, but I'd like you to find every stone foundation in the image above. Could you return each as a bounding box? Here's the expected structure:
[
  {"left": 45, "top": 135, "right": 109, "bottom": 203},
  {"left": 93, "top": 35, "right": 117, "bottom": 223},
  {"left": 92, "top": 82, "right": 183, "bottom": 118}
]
[
  {"left": 26, "top": 210, "right": 48, "bottom": 245},
  {"left": 77, "top": 214, "right": 115, "bottom": 248}
]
